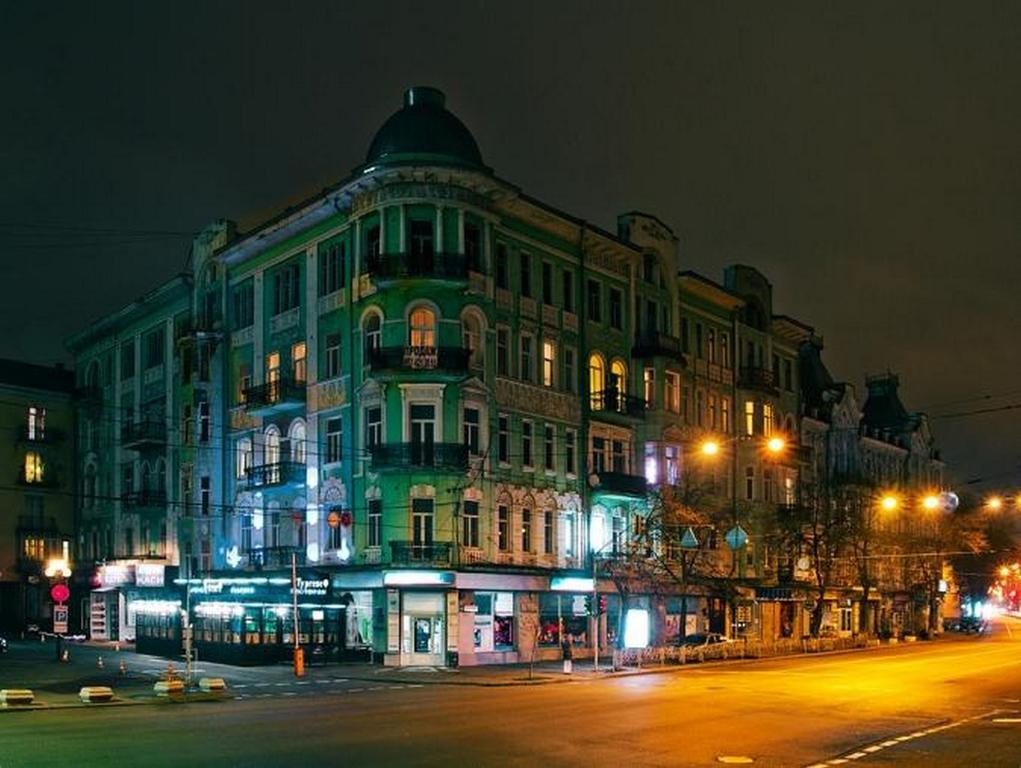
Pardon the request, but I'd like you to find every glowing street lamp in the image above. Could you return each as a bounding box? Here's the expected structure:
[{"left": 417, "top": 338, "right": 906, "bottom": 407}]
[
  {"left": 880, "top": 494, "right": 899, "bottom": 512},
  {"left": 987, "top": 496, "right": 1004, "bottom": 511},
  {"left": 44, "top": 558, "right": 72, "bottom": 579},
  {"left": 700, "top": 440, "right": 720, "bottom": 457},
  {"left": 766, "top": 437, "right": 786, "bottom": 455},
  {"left": 922, "top": 494, "right": 940, "bottom": 511}
]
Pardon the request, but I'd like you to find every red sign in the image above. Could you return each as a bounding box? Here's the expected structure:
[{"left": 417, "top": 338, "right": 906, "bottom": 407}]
[
  {"left": 327, "top": 511, "right": 341, "bottom": 529},
  {"left": 50, "top": 583, "right": 70, "bottom": 604}
]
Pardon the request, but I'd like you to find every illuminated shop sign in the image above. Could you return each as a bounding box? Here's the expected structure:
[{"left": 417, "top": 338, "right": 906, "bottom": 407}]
[
  {"left": 550, "top": 576, "right": 594, "bottom": 592},
  {"left": 383, "top": 570, "right": 455, "bottom": 587},
  {"left": 135, "top": 564, "right": 165, "bottom": 588}
]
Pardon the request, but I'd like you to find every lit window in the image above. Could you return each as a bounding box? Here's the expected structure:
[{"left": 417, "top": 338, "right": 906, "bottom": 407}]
[
  {"left": 644, "top": 443, "right": 659, "bottom": 485},
  {"left": 744, "top": 401, "right": 756, "bottom": 436},
  {"left": 665, "top": 372, "right": 680, "bottom": 413},
  {"left": 763, "top": 404, "right": 774, "bottom": 437},
  {"left": 643, "top": 368, "right": 655, "bottom": 407},
  {"left": 27, "top": 406, "right": 45, "bottom": 441},
  {"left": 24, "top": 452, "right": 43, "bottom": 483},
  {"left": 409, "top": 307, "right": 436, "bottom": 348},
  {"left": 589, "top": 354, "right": 605, "bottom": 410},
  {"left": 542, "top": 340, "right": 556, "bottom": 388}
]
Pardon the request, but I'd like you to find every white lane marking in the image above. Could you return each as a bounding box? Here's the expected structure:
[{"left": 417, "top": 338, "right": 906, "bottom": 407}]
[
  {"left": 234, "top": 684, "right": 248, "bottom": 689},
  {"left": 846, "top": 752, "right": 866, "bottom": 759},
  {"left": 282, "top": 691, "right": 297, "bottom": 696},
  {"left": 880, "top": 741, "right": 899, "bottom": 747},
  {"left": 331, "top": 678, "right": 347, "bottom": 683},
  {"left": 349, "top": 687, "right": 363, "bottom": 692},
  {"left": 407, "top": 684, "right": 423, "bottom": 688},
  {"left": 863, "top": 746, "right": 882, "bottom": 752},
  {"left": 992, "top": 717, "right": 1021, "bottom": 723},
  {"left": 296, "top": 681, "right": 309, "bottom": 685},
  {"left": 254, "top": 683, "right": 270, "bottom": 687},
  {"left": 274, "top": 682, "right": 289, "bottom": 687}
]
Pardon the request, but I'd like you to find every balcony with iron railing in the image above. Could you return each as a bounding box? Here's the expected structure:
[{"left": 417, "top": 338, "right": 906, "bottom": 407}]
[
  {"left": 589, "top": 389, "right": 647, "bottom": 419},
  {"left": 389, "top": 540, "right": 453, "bottom": 567},
  {"left": 241, "top": 378, "right": 306, "bottom": 415},
  {"left": 590, "top": 471, "right": 649, "bottom": 499},
  {"left": 16, "top": 515, "right": 63, "bottom": 535},
  {"left": 121, "top": 489, "right": 169, "bottom": 510},
  {"left": 738, "top": 366, "right": 779, "bottom": 394},
  {"left": 367, "top": 346, "right": 470, "bottom": 374},
  {"left": 369, "top": 443, "right": 468, "bottom": 472},
  {"left": 244, "top": 461, "right": 307, "bottom": 490},
  {"left": 365, "top": 252, "right": 468, "bottom": 283},
  {"left": 120, "top": 420, "right": 167, "bottom": 450},
  {"left": 249, "top": 546, "right": 306, "bottom": 569},
  {"left": 632, "top": 330, "right": 685, "bottom": 362},
  {"left": 15, "top": 425, "right": 68, "bottom": 445}
]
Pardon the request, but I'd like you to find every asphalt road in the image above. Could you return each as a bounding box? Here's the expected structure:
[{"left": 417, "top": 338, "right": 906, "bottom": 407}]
[{"left": 2, "top": 618, "right": 1019, "bottom": 768}]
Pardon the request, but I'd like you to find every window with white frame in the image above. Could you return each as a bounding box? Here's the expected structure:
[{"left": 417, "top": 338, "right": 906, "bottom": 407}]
[
  {"left": 522, "top": 420, "right": 533, "bottom": 468},
  {"left": 463, "top": 407, "right": 480, "bottom": 456},
  {"left": 325, "top": 417, "right": 342, "bottom": 464},
  {"left": 236, "top": 438, "right": 253, "bottom": 479},
  {"left": 363, "top": 313, "right": 382, "bottom": 360},
  {"left": 544, "top": 424, "right": 555, "bottom": 472},
  {"left": 368, "top": 498, "right": 382, "bottom": 548},
  {"left": 498, "top": 415, "right": 510, "bottom": 464},
  {"left": 666, "top": 371, "right": 680, "bottom": 413},
  {"left": 498, "top": 505, "right": 511, "bottom": 551},
  {"left": 463, "top": 500, "right": 480, "bottom": 548},
  {"left": 665, "top": 444, "right": 680, "bottom": 485},
  {"left": 565, "top": 428, "right": 576, "bottom": 475},
  {"left": 542, "top": 339, "right": 556, "bottom": 388},
  {"left": 325, "top": 334, "right": 341, "bottom": 379},
  {"left": 564, "top": 347, "right": 576, "bottom": 393},
  {"left": 462, "top": 313, "right": 484, "bottom": 371},
  {"left": 365, "top": 406, "right": 382, "bottom": 450}
]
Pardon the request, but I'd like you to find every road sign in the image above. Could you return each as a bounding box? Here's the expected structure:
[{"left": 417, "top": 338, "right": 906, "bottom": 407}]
[
  {"left": 724, "top": 525, "right": 748, "bottom": 550},
  {"left": 50, "top": 583, "right": 70, "bottom": 603},
  {"left": 53, "top": 605, "right": 68, "bottom": 634}
]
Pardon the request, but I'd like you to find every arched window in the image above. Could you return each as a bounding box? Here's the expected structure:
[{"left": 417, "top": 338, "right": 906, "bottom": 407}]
[
  {"left": 289, "top": 420, "right": 307, "bottom": 464},
  {"left": 363, "top": 312, "right": 382, "bottom": 359},
  {"left": 461, "top": 310, "right": 484, "bottom": 370},
  {"left": 610, "top": 360, "right": 627, "bottom": 395},
  {"left": 589, "top": 354, "right": 605, "bottom": 410},
  {"left": 140, "top": 461, "right": 152, "bottom": 493},
  {"left": 155, "top": 458, "right": 167, "bottom": 493},
  {"left": 264, "top": 426, "right": 281, "bottom": 466},
  {"left": 236, "top": 437, "right": 253, "bottom": 479},
  {"left": 409, "top": 306, "right": 436, "bottom": 348}
]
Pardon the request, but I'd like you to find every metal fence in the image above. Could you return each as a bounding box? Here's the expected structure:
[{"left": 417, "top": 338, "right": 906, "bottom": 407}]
[{"left": 612, "top": 635, "right": 880, "bottom": 668}]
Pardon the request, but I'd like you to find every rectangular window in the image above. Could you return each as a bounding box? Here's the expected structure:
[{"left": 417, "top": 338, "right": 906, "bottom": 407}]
[
  {"left": 562, "top": 269, "right": 574, "bottom": 312},
  {"left": 236, "top": 440, "right": 253, "bottom": 479},
  {"left": 645, "top": 299, "right": 657, "bottom": 334},
  {"left": 463, "top": 500, "right": 480, "bottom": 548},
  {"left": 409, "top": 219, "right": 435, "bottom": 259},
  {"left": 464, "top": 222, "right": 482, "bottom": 272},
  {"left": 564, "top": 347, "right": 576, "bottom": 393},
  {"left": 368, "top": 499, "right": 382, "bottom": 548},
  {"left": 497, "top": 328, "right": 510, "bottom": 376},
  {"left": 763, "top": 403, "right": 774, "bottom": 436},
  {"left": 609, "top": 288, "right": 623, "bottom": 330},
  {"left": 745, "top": 401, "right": 756, "bottom": 436},
  {"left": 541, "top": 262, "right": 553, "bottom": 305},
  {"left": 498, "top": 506, "right": 511, "bottom": 551},
  {"left": 496, "top": 243, "right": 509, "bottom": 289},
  {"left": 412, "top": 498, "right": 434, "bottom": 549},
  {"left": 772, "top": 353, "right": 781, "bottom": 384},
  {"left": 544, "top": 510, "right": 554, "bottom": 555},
  {"left": 564, "top": 512, "right": 576, "bottom": 557},
  {"left": 522, "top": 420, "right": 533, "bottom": 468},
  {"left": 587, "top": 279, "right": 602, "bottom": 323},
  {"left": 708, "top": 393, "right": 718, "bottom": 428},
  {"left": 784, "top": 359, "right": 793, "bottom": 392},
  {"left": 721, "top": 333, "right": 730, "bottom": 368},
  {"left": 745, "top": 467, "right": 755, "bottom": 501},
  {"left": 644, "top": 442, "right": 658, "bottom": 485},
  {"left": 273, "top": 263, "right": 301, "bottom": 315},
  {"left": 26, "top": 406, "right": 45, "bottom": 441},
  {"left": 643, "top": 367, "right": 655, "bottom": 408},
  {"left": 721, "top": 397, "right": 732, "bottom": 433},
  {"left": 200, "top": 476, "right": 211, "bottom": 516},
  {"left": 542, "top": 340, "right": 556, "bottom": 388},
  {"left": 665, "top": 444, "right": 680, "bottom": 486},
  {"left": 498, "top": 415, "right": 510, "bottom": 464},
  {"left": 198, "top": 401, "right": 210, "bottom": 443},
  {"left": 319, "top": 240, "right": 346, "bottom": 296},
  {"left": 120, "top": 340, "right": 135, "bottom": 379},
  {"left": 681, "top": 317, "right": 690, "bottom": 354},
  {"left": 326, "top": 417, "right": 342, "bottom": 463},
  {"left": 665, "top": 371, "right": 680, "bottom": 413},
  {"left": 522, "top": 509, "right": 532, "bottom": 552},
  {"left": 365, "top": 406, "right": 382, "bottom": 450},
  {"left": 365, "top": 225, "right": 381, "bottom": 265},
  {"left": 145, "top": 328, "right": 164, "bottom": 369},
  {"left": 325, "top": 334, "right": 341, "bottom": 379},
  {"left": 707, "top": 329, "right": 716, "bottom": 364},
  {"left": 544, "top": 424, "right": 555, "bottom": 472},
  {"left": 24, "top": 451, "right": 43, "bottom": 483},
  {"left": 592, "top": 436, "right": 606, "bottom": 474},
  {"left": 695, "top": 389, "right": 704, "bottom": 427},
  {"left": 695, "top": 323, "right": 704, "bottom": 359},
  {"left": 565, "top": 429, "right": 576, "bottom": 475},
  {"left": 463, "top": 407, "right": 480, "bottom": 456},
  {"left": 519, "top": 251, "right": 532, "bottom": 297},
  {"left": 520, "top": 334, "right": 534, "bottom": 383},
  {"left": 292, "top": 342, "right": 307, "bottom": 384},
  {"left": 611, "top": 439, "right": 626, "bottom": 473}
]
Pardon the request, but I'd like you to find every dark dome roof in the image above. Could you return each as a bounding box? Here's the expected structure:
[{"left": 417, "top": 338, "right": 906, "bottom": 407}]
[{"left": 364, "top": 87, "right": 485, "bottom": 171}]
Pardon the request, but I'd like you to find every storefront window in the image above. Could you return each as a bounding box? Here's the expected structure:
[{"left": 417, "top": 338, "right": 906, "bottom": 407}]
[
  {"left": 473, "top": 591, "right": 515, "bottom": 652},
  {"left": 538, "top": 593, "right": 588, "bottom": 647}
]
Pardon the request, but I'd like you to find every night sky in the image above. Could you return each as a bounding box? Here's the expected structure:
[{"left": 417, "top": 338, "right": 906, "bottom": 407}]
[{"left": 2, "top": 2, "right": 1018, "bottom": 487}]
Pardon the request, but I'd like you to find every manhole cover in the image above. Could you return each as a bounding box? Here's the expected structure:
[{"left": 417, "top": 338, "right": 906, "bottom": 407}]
[{"left": 717, "top": 757, "right": 754, "bottom": 764}]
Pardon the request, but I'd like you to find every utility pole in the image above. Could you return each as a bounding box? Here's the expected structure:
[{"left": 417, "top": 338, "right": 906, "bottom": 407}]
[{"left": 291, "top": 552, "right": 304, "bottom": 677}]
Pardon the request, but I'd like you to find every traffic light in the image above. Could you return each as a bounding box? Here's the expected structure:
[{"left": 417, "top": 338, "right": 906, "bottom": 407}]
[
  {"left": 584, "top": 596, "right": 594, "bottom": 615},
  {"left": 598, "top": 596, "right": 608, "bottom": 615}
]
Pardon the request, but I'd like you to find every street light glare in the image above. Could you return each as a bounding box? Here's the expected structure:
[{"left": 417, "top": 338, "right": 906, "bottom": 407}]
[
  {"left": 922, "top": 494, "right": 940, "bottom": 511},
  {"left": 880, "top": 495, "right": 899, "bottom": 512},
  {"left": 987, "top": 496, "right": 1004, "bottom": 511},
  {"left": 701, "top": 440, "right": 720, "bottom": 456},
  {"left": 766, "top": 437, "right": 785, "bottom": 454}
]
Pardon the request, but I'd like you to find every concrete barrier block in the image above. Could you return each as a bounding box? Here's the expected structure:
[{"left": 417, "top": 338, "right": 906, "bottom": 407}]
[
  {"left": 198, "top": 677, "right": 226, "bottom": 692},
  {"left": 154, "top": 679, "right": 185, "bottom": 696},
  {"left": 0, "top": 689, "right": 34, "bottom": 706},
  {"left": 79, "top": 686, "right": 114, "bottom": 703}
]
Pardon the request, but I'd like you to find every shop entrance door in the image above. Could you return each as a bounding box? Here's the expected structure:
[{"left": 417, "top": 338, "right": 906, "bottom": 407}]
[{"left": 402, "top": 592, "right": 446, "bottom": 666}]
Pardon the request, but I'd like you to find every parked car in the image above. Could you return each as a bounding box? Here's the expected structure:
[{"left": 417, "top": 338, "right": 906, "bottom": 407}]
[{"left": 959, "top": 616, "right": 987, "bottom": 634}]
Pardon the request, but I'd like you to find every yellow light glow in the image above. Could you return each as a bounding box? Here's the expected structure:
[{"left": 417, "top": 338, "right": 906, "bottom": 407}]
[
  {"left": 922, "top": 495, "right": 940, "bottom": 511},
  {"left": 701, "top": 440, "right": 720, "bottom": 457},
  {"left": 987, "top": 496, "right": 1004, "bottom": 511},
  {"left": 1000, "top": 566, "right": 1011, "bottom": 578},
  {"left": 766, "top": 437, "right": 786, "bottom": 454},
  {"left": 880, "top": 495, "right": 899, "bottom": 512},
  {"left": 44, "top": 558, "right": 72, "bottom": 579}
]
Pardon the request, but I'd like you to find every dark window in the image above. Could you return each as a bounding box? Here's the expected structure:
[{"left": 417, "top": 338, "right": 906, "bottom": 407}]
[
  {"left": 145, "top": 328, "right": 164, "bottom": 369},
  {"left": 324, "top": 333, "right": 341, "bottom": 379},
  {"left": 200, "top": 476, "right": 210, "bottom": 516},
  {"left": 409, "top": 219, "right": 434, "bottom": 259},
  {"left": 463, "top": 407, "right": 480, "bottom": 456},
  {"left": 496, "top": 243, "right": 509, "bottom": 289},
  {"left": 522, "top": 421, "right": 533, "bottom": 467},
  {"left": 465, "top": 222, "right": 482, "bottom": 272},
  {"left": 120, "top": 340, "right": 135, "bottom": 379},
  {"left": 498, "top": 506, "right": 510, "bottom": 551},
  {"left": 609, "top": 289, "right": 623, "bottom": 330},
  {"left": 497, "top": 328, "right": 510, "bottom": 376},
  {"left": 498, "top": 416, "right": 510, "bottom": 463},
  {"left": 695, "top": 323, "right": 704, "bottom": 359},
  {"left": 326, "top": 417, "right": 342, "bottom": 463},
  {"left": 544, "top": 510, "right": 554, "bottom": 555},
  {"left": 542, "top": 262, "right": 553, "bottom": 305},
  {"left": 463, "top": 500, "right": 480, "bottom": 548},
  {"left": 565, "top": 429, "right": 576, "bottom": 474},
  {"left": 587, "top": 280, "right": 602, "bottom": 323},
  {"left": 645, "top": 300, "right": 657, "bottom": 334},
  {"left": 365, "top": 225, "right": 381, "bottom": 266},
  {"left": 784, "top": 360, "right": 793, "bottom": 392},
  {"left": 681, "top": 317, "right": 690, "bottom": 354},
  {"left": 232, "top": 281, "right": 254, "bottom": 328},
  {"left": 365, "top": 406, "right": 382, "bottom": 449},
  {"left": 522, "top": 509, "right": 532, "bottom": 552},
  {"left": 368, "top": 499, "right": 382, "bottom": 548},
  {"left": 643, "top": 253, "right": 655, "bottom": 283},
  {"left": 319, "top": 241, "right": 346, "bottom": 296},
  {"left": 520, "top": 252, "right": 532, "bottom": 298},
  {"left": 772, "top": 354, "right": 781, "bottom": 383},
  {"left": 562, "top": 269, "right": 574, "bottom": 312},
  {"left": 273, "top": 264, "right": 301, "bottom": 315},
  {"left": 544, "top": 424, "right": 555, "bottom": 471}
]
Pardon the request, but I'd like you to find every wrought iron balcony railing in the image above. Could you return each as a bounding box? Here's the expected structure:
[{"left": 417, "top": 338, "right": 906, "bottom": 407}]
[
  {"left": 15, "top": 425, "right": 67, "bottom": 444},
  {"left": 367, "top": 345, "right": 470, "bottom": 373},
  {"left": 365, "top": 252, "right": 468, "bottom": 281},
  {"left": 120, "top": 420, "right": 167, "bottom": 448},
  {"left": 590, "top": 389, "right": 647, "bottom": 418},
  {"left": 242, "top": 378, "right": 306, "bottom": 412},
  {"left": 369, "top": 442, "right": 468, "bottom": 471},
  {"left": 389, "top": 540, "right": 453, "bottom": 566},
  {"left": 632, "top": 331, "right": 684, "bottom": 362},
  {"left": 122, "top": 489, "right": 169, "bottom": 509},
  {"left": 244, "top": 461, "right": 306, "bottom": 489},
  {"left": 249, "top": 546, "right": 306, "bottom": 569},
  {"left": 738, "top": 366, "right": 779, "bottom": 393}
]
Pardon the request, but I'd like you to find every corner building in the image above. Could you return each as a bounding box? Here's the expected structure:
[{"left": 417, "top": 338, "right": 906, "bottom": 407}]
[{"left": 69, "top": 87, "right": 837, "bottom": 665}]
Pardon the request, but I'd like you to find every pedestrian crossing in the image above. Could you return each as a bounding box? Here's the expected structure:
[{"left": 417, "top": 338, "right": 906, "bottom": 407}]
[{"left": 229, "top": 679, "right": 421, "bottom": 701}]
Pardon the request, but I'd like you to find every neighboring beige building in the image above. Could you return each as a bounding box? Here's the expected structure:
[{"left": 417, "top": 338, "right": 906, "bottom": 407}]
[{"left": 0, "top": 359, "right": 75, "bottom": 633}]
